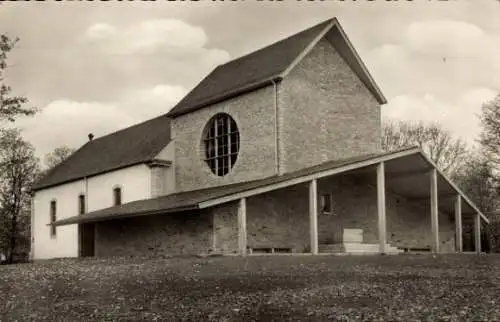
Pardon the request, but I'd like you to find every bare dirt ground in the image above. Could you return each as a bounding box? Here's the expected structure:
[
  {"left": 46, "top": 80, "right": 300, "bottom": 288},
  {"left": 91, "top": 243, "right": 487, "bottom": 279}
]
[{"left": 1, "top": 254, "right": 499, "bottom": 321}]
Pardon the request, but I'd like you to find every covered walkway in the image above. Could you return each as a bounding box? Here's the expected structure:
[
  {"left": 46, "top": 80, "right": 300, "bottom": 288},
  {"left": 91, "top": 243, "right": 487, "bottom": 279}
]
[{"left": 52, "top": 147, "right": 488, "bottom": 256}]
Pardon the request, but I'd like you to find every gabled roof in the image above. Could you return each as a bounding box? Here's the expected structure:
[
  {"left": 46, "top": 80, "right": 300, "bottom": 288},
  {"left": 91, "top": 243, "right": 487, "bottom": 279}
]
[
  {"left": 167, "top": 17, "right": 386, "bottom": 118},
  {"left": 33, "top": 114, "right": 172, "bottom": 191},
  {"left": 52, "top": 147, "right": 489, "bottom": 227}
]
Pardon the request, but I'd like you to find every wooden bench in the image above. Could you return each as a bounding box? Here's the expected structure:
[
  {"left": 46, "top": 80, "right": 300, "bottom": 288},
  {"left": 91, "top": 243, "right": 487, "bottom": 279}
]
[
  {"left": 399, "top": 247, "right": 432, "bottom": 253},
  {"left": 248, "top": 246, "right": 294, "bottom": 254}
]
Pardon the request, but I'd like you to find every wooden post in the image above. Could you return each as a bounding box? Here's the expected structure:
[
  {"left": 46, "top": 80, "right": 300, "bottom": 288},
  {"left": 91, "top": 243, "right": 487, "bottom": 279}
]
[
  {"left": 212, "top": 210, "right": 217, "bottom": 253},
  {"left": 430, "top": 168, "right": 439, "bottom": 254},
  {"left": 377, "top": 162, "right": 387, "bottom": 254},
  {"left": 238, "top": 198, "right": 247, "bottom": 256},
  {"left": 474, "top": 213, "right": 481, "bottom": 254},
  {"left": 309, "top": 179, "right": 318, "bottom": 255},
  {"left": 454, "top": 195, "right": 462, "bottom": 253}
]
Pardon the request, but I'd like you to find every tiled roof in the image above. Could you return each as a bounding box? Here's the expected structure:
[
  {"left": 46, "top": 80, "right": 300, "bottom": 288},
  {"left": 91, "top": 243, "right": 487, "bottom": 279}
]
[
  {"left": 166, "top": 19, "right": 334, "bottom": 117},
  {"left": 33, "top": 114, "right": 172, "bottom": 191},
  {"left": 167, "top": 17, "right": 387, "bottom": 118}
]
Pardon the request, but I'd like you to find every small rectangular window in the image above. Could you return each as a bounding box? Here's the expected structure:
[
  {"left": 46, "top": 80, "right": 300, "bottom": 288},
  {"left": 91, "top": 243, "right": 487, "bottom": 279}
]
[
  {"left": 320, "top": 194, "right": 332, "bottom": 214},
  {"left": 50, "top": 200, "right": 57, "bottom": 238},
  {"left": 113, "top": 187, "right": 122, "bottom": 206},
  {"left": 79, "top": 194, "right": 86, "bottom": 215}
]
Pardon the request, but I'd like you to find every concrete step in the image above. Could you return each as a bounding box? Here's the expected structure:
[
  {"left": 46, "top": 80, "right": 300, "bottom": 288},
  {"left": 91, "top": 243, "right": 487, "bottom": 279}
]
[{"left": 319, "top": 243, "right": 404, "bottom": 254}]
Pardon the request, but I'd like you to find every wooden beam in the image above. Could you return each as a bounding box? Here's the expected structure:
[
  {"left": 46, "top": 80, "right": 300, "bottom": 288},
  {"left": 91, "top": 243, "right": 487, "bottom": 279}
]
[
  {"left": 237, "top": 198, "right": 247, "bottom": 256},
  {"left": 455, "top": 195, "right": 462, "bottom": 253},
  {"left": 212, "top": 210, "right": 217, "bottom": 252},
  {"left": 406, "top": 193, "right": 457, "bottom": 201},
  {"left": 418, "top": 153, "right": 489, "bottom": 224},
  {"left": 199, "top": 148, "right": 421, "bottom": 209},
  {"left": 309, "top": 179, "right": 318, "bottom": 255},
  {"left": 430, "top": 168, "right": 439, "bottom": 254},
  {"left": 377, "top": 162, "right": 387, "bottom": 254},
  {"left": 474, "top": 213, "right": 481, "bottom": 254},
  {"left": 386, "top": 167, "right": 432, "bottom": 180}
]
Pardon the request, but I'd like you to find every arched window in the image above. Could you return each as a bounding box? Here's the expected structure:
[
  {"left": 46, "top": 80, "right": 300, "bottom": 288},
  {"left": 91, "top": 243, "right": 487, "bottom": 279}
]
[
  {"left": 50, "top": 200, "right": 57, "bottom": 238},
  {"left": 113, "top": 187, "right": 122, "bottom": 206},
  {"left": 203, "top": 113, "right": 240, "bottom": 176},
  {"left": 78, "top": 194, "right": 86, "bottom": 215}
]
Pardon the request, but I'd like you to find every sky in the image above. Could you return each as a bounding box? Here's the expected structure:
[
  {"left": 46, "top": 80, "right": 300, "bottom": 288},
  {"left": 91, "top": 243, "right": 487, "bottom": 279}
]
[{"left": 1, "top": 0, "right": 499, "bottom": 159}]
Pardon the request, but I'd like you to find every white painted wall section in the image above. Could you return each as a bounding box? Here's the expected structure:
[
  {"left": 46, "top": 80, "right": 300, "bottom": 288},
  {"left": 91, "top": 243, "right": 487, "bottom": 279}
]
[{"left": 33, "top": 164, "right": 152, "bottom": 260}]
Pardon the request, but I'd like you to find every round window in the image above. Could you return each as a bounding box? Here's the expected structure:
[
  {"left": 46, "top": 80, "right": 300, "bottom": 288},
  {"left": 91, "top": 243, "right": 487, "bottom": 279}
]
[{"left": 203, "top": 113, "right": 240, "bottom": 176}]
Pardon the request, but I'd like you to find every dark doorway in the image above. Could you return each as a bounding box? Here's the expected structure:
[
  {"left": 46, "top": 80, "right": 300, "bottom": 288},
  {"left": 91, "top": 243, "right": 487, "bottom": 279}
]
[{"left": 79, "top": 223, "right": 95, "bottom": 257}]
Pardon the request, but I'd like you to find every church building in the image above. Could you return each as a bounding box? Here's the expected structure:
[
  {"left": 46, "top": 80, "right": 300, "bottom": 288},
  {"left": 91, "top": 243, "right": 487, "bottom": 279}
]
[{"left": 31, "top": 18, "right": 488, "bottom": 260}]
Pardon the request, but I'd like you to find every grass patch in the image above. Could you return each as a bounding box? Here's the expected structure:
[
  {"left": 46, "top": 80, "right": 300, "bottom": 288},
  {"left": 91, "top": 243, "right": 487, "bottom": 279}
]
[{"left": 1, "top": 254, "right": 499, "bottom": 321}]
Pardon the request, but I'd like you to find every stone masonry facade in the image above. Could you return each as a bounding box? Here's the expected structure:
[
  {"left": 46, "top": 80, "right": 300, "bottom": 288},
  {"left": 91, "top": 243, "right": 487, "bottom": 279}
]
[
  {"left": 278, "top": 38, "right": 382, "bottom": 174},
  {"left": 170, "top": 85, "right": 278, "bottom": 193},
  {"left": 317, "top": 174, "right": 456, "bottom": 252},
  {"left": 93, "top": 173, "right": 456, "bottom": 257},
  {"left": 94, "top": 211, "right": 212, "bottom": 257},
  {"left": 171, "top": 36, "right": 383, "bottom": 193}
]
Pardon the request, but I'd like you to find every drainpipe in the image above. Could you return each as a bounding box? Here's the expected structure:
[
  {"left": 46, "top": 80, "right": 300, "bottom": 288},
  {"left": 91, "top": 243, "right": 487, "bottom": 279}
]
[
  {"left": 272, "top": 79, "right": 280, "bottom": 176},
  {"left": 84, "top": 177, "right": 88, "bottom": 213}
]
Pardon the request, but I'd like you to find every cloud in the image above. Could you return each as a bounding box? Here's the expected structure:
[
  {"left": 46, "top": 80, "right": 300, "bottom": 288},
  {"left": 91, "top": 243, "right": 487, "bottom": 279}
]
[
  {"left": 16, "top": 19, "right": 231, "bottom": 104},
  {"left": 83, "top": 19, "right": 230, "bottom": 64},
  {"left": 383, "top": 87, "right": 498, "bottom": 144},
  {"left": 17, "top": 84, "right": 187, "bottom": 158},
  {"left": 122, "top": 84, "right": 188, "bottom": 119},
  {"left": 405, "top": 20, "right": 490, "bottom": 58},
  {"left": 373, "top": 19, "right": 500, "bottom": 144},
  {"left": 85, "top": 23, "right": 118, "bottom": 40},
  {"left": 365, "top": 19, "right": 500, "bottom": 104}
]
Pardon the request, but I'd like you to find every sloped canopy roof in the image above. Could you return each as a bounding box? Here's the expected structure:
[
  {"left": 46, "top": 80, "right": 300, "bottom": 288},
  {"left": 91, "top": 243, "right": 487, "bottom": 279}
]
[
  {"left": 52, "top": 147, "right": 489, "bottom": 227},
  {"left": 33, "top": 114, "right": 172, "bottom": 191},
  {"left": 167, "top": 17, "right": 386, "bottom": 118}
]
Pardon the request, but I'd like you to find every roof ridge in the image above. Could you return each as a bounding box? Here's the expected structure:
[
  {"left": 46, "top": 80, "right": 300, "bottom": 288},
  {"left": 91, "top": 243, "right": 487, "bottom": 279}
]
[
  {"left": 217, "top": 18, "right": 335, "bottom": 70},
  {"left": 167, "top": 17, "right": 336, "bottom": 117},
  {"left": 89, "top": 112, "right": 170, "bottom": 144}
]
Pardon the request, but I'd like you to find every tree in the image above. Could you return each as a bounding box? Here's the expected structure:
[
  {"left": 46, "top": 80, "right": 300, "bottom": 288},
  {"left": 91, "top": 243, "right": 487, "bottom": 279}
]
[
  {"left": 382, "top": 120, "right": 469, "bottom": 176},
  {"left": 454, "top": 152, "right": 499, "bottom": 213},
  {"left": 479, "top": 95, "right": 500, "bottom": 171},
  {"left": 0, "top": 34, "right": 38, "bottom": 123},
  {"left": 452, "top": 149, "right": 500, "bottom": 253},
  {"left": 0, "top": 128, "right": 39, "bottom": 263},
  {"left": 44, "top": 146, "right": 75, "bottom": 170}
]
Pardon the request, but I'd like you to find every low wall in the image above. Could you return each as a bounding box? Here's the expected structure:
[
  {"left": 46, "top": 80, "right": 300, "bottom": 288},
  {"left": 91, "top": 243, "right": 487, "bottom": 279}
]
[{"left": 95, "top": 211, "right": 212, "bottom": 257}]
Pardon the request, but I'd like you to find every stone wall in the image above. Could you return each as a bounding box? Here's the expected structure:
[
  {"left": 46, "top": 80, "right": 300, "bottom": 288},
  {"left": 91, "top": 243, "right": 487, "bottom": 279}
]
[
  {"left": 211, "top": 174, "right": 456, "bottom": 254},
  {"left": 278, "top": 38, "right": 382, "bottom": 174},
  {"left": 317, "top": 175, "right": 456, "bottom": 251},
  {"left": 94, "top": 211, "right": 212, "bottom": 257},
  {"left": 211, "top": 185, "right": 311, "bottom": 254},
  {"left": 171, "top": 86, "right": 278, "bottom": 193},
  {"left": 150, "top": 166, "right": 167, "bottom": 198},
  {"left": 171, "top": 36, "right": 384, "bottom": 193},
  {"left": 246, "top": 184, "right": 310, "bottom": 252},
  {"left": 213, "top": 202, "right": 239, "bottom": 254},
  {"left": 94, "top": 174, "right": 457, "bottom": 257}
]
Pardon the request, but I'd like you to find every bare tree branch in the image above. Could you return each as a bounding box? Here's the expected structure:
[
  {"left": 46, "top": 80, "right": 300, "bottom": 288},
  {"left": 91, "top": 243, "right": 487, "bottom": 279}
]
[
  {"left": 382, "top": 120, "right": 468, "bottom": 176},
  {"left": 479, "top": 95, "right": 500, "bottom": 171}
]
